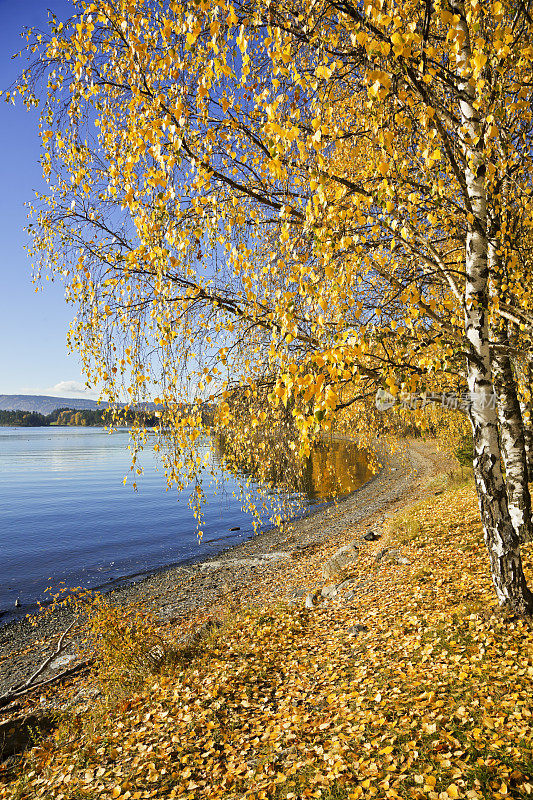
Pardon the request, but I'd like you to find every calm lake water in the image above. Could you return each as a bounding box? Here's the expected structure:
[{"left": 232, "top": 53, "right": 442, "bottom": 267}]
[{"left": 0, "top": 427, "right": 372, "bottom": 625}]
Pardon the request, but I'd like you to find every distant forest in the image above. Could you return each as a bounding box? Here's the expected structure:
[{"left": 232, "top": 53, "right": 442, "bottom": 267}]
[
  {"left": 0, "top": 405, "right": 215, "bottom": 428},
  {"left": 0, "top": 407, "right": 159, "bottom": 428}
]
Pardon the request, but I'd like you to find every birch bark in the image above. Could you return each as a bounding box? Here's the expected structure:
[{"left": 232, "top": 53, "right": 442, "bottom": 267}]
[
  {"left": 518, "top": 355, "right": 533, "bottom": 478},
  {"left": 452, "top": 1, "right": 533, "bottom": 613},
  {"left": 491, "top": 340, "right": 533, "bottom": 544},
  {"left": 488, "top": 231, "right": 533, "bottom": 544}
]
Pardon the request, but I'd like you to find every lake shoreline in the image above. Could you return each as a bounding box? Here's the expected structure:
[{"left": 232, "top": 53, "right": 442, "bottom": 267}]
[
  {"left": 0, "top": 427, "right": 370, "bottom": 627},
  {"left": 0, "top": 437, "right": 446, "bottom": 698}
]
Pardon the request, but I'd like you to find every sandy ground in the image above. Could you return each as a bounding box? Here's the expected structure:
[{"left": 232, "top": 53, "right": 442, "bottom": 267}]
[{"left": 0, "top": 437, "right": 450, "bottom": 701}]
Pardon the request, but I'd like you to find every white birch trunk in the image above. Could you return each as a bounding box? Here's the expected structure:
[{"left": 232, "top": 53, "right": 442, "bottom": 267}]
[
  {"left": 488, "top": 234, "right": 533, "bottom": 544},
  {"left": 518, "top": 355, "right": 533, "bottom": 479},
  {"left": 453, "top": 1, "right": 533, "bottom": 613},
  {"left": 492, "top": 344, "right": 533, "bottom": 545}
]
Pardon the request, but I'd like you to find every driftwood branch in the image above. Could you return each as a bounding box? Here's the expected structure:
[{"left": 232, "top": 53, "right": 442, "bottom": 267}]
[
  {"left": 16, "top": 621, "right": 76, "bottom": 693},
  {"left": 0, "top": 621, "right": 90, "bottom": 708},
  {"left": 0, "top": 660, "right": 94, "bottom": 709}
]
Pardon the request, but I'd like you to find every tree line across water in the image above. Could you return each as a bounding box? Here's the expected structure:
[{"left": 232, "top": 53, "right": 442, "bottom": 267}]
[
  {"left": 0, "top": 405, "right": 216, "bottom": 428},
  {"left": 0, "top": 408, "right": 160, "bottom": 428}
]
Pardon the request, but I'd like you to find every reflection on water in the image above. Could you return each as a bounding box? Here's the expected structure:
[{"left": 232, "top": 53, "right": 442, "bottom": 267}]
[
  {"left": 212, "top": 434, "right": 373, "bottom": 504},
  {"left": 303, "top": 441, "right": 374, "bottom": 500}
]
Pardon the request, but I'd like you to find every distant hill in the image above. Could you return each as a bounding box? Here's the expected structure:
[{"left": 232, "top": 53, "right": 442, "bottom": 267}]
[
  {"left": 0, "top": 395, "right": 104, "bottom": 414},
  {"left": 0, "top": 394, "right": 202, "bottom": 415}
]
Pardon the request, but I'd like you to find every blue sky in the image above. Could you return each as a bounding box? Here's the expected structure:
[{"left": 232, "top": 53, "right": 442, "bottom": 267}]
[{"left": 0, "top": 0, "right": 99, "bottom": 398}]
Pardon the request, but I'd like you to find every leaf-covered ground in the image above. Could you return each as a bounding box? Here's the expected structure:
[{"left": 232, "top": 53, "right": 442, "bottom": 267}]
[{"left": 2, "top": 478, "right": 533, "bottom": 800}]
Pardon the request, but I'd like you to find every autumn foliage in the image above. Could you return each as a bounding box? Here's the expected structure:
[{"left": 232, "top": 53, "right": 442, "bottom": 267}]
[{"left": 2, "top": 472, "right": 532, "bottom": 799}]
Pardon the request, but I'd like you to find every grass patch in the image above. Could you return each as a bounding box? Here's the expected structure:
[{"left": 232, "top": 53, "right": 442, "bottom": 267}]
[
  {"left": 388, "top": 501, "right": 426, "bottom": 543},
  {"left": 445, "top": 466, "right": 475, "bottom": 489}
]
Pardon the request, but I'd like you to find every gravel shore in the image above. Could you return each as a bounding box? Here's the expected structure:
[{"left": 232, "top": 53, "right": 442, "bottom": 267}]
[{"left": 0, "top": 438, "right": 445, "bottom": 699}]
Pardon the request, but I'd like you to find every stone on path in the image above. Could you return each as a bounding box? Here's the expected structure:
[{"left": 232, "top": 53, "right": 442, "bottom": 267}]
[
  {"left": 304, "top": 591, "right": 321, "bottom": 609},
  {"left": 346, "top": 623, "right": 369, "bottom": 636},
  {"left": 49, "top": 653, "right": 77, "bottom": 671},
  {"left": 322, "top": 541, "right": 359, "bottom": 582}
]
